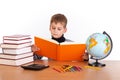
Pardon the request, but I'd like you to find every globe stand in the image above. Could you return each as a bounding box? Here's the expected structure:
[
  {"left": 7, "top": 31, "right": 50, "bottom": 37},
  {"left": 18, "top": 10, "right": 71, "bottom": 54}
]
[{"left": 88, "top": 59, "right": 106, "bottom": 67}]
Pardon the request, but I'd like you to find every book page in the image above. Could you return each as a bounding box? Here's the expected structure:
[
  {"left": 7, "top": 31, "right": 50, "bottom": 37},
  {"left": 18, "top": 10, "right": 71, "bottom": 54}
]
[
  {"left": 60, "top": 41, "right": 82, "bottom": 45},
  {"left": 37, "top": 36, "right": 59, "bottom": 44}
]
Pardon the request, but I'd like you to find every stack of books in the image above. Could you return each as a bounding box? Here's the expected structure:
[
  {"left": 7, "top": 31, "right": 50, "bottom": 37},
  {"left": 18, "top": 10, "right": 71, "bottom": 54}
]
[{"left": 0, "top": 35, "right": 34, "bottom": 66}]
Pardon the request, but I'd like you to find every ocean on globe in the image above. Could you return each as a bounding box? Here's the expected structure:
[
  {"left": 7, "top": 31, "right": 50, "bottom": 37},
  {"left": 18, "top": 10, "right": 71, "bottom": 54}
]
[{"left": 86, "top": 32, "right": 112, "bottom": 60}]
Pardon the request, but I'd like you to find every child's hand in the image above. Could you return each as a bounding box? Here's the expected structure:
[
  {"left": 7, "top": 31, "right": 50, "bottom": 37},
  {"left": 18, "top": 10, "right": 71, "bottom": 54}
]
[
  {"left": 83, "top": 52, "right": 89, "bottom": 61},
  {"left": 31, "top": 45, "right": 40, "bottom": 52}
]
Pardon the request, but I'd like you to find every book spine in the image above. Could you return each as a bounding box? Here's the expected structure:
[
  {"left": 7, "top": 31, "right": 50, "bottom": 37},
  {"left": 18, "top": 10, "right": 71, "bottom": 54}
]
[
  {"left": 2, "top": 46, "right": 32, "bottom": 54},
  {"left": 0, "top": 52, "right": 33, "bottom": 59},
  {"left": 0, "top": 56, "right": 33, "bottom": 66},
  {"left": 3, "top": 38, "right": 31, "bottom": 41},
  {"left": 3, "top": 38, "right": 32, "bottom": 44},
  {"left": 3, "top": 35, "right": 31, "bottom": 40},
  {"left": 56, "top": 45, "right": 61, "bottom": 61},
  {"left": 0, "top": 55, "right": 33, "bottom": 60},
  {"left": 0, "top": 42, "right": 32, "bottom": 49}
]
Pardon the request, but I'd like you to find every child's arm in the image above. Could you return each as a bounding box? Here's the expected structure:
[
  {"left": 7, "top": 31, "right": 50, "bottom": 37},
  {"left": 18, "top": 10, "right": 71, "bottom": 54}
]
[
  {"left": 31, "top": 45, "right": 42, "bottom": 60},
  {"left": 83, "top": 52, "right": 89, "bottom": 61},
  {"left": 31, "top": 45, "right": 40, "bottom": 52}
]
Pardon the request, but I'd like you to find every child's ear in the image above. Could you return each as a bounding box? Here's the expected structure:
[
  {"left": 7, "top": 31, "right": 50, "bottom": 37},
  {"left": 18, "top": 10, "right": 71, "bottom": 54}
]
[{"left": 64, "top": 28, "right": 67, "bottom": 33}]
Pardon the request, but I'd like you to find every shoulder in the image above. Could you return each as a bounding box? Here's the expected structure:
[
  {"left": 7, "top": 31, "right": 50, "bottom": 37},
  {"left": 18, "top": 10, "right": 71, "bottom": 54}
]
[{"left": 65, "top": 39, "right": 73, "bottom": 42}]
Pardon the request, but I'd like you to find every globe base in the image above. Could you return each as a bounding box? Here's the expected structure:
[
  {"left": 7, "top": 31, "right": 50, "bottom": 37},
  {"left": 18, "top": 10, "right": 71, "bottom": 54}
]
[{"left": 88, "top": 60, "right": 106, "bottom": 67}]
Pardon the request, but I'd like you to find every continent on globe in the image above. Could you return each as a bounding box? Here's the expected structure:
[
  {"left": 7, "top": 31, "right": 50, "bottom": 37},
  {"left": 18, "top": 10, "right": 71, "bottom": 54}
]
[
  {"left": 104, "top": 38, "right": 110, "bottom": 54},
  {"left": 88, "top": 38, "right": 97, "bottom": 50}
]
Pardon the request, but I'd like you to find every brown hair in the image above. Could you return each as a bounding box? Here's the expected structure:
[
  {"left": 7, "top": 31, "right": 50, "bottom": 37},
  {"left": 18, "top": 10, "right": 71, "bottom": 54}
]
[{"left": 50, "top": 13, "right": 67, "bottom": 28}]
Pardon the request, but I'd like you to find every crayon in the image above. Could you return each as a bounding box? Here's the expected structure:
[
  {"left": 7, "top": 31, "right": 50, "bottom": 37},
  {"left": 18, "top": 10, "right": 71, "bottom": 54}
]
[
  {"left": 52, "top": 67, "right": 61, "bottom": 73},
  {"left": 84, "top": 66, "right": 101, "bottom": 70},
  {"left": 72, "top": 66, "right": 78, "bottom": 71},
  {"left": 64, "top": 66, "right": 73, "bottom": 72},
  {"left": 70, "top": 66, "right": 75, "bottom": 72},
  {"left": 74, "top": 66, "right": 82, "bottom": 71}
]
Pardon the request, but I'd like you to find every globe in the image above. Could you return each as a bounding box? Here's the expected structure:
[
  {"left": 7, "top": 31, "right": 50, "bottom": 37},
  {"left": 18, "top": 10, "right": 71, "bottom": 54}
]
[{"left": 86, "top": 31, "right": 113, "bottom": 67}]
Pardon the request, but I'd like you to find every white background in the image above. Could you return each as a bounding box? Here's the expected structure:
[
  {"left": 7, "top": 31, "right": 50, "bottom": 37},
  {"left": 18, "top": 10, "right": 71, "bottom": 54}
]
[{"left": 0, "top": 0, "right": 119, "bottom": 60}]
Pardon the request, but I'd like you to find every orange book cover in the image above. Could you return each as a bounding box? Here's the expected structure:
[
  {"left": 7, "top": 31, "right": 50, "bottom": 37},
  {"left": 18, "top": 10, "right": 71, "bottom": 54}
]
[{"left": 34, "top": 36, "right": 86, "bottom": 61}]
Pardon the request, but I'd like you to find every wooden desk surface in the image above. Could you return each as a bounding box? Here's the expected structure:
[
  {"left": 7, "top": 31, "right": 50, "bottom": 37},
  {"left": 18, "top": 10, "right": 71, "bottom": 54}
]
[{"left": 0, "top": 60, "right": 119, "bottom": 80}]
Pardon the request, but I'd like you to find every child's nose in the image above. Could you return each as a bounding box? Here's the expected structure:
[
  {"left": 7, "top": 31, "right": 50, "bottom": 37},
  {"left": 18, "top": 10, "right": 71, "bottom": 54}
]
[{"left": 54, "top": 29, "right": 58, "bottom": 32}]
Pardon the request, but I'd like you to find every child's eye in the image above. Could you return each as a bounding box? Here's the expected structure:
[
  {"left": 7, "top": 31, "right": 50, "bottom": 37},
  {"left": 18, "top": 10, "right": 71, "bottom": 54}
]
[
  {"left": 52, "top": 27, "right": 56, "bottom": 30},
  {"left": 57, "top": 28, "right": 62, "bottom": 31},
  {"left": 58, "top": 28, "right": 62, "bottom": 31}
]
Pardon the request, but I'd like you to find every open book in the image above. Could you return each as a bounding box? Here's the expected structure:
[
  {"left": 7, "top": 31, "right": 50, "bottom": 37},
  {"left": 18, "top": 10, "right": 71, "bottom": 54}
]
[{"left": 34, "top": 36, "right": 86, "bottom": 61}]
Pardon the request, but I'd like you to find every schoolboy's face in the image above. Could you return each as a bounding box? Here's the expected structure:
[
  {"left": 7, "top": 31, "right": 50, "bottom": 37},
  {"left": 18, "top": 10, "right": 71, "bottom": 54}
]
[{"left": 50, "top": 22, "right": 67, "bottom": 39}]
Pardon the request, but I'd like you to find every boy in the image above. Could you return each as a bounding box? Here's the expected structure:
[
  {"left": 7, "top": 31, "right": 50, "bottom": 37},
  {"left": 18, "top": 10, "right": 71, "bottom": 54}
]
[
  {"left": 49, "top": 13, "right": 72, "bottom": 43},
  {"left": 32, "top": 13, "right": 89, "bottom": 61},
  {"left": 32, "top": 13, "right": 68, "bottom": 59}
]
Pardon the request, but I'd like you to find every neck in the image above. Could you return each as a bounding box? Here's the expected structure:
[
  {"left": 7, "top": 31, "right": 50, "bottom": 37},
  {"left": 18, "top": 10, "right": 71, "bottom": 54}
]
[{"left": 52, "top": 35, "right": 65, "bottom": 43}]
